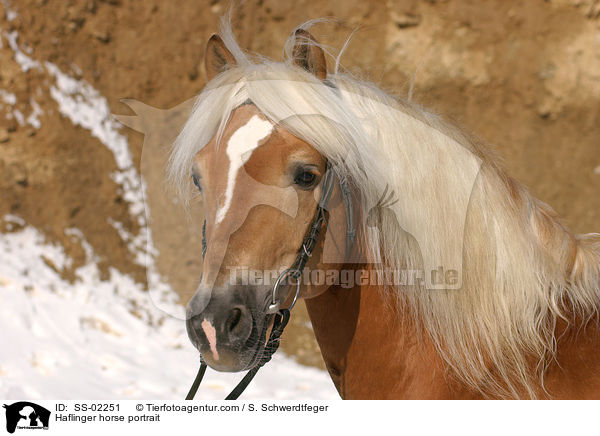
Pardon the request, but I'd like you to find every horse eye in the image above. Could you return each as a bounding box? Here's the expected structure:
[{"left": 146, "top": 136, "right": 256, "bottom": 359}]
[
  {"left": 294, "top": 170, "right": 317, "bottom": 188},
  {"left": 192, "top": 173, "right": 202, "bottom": 192}
]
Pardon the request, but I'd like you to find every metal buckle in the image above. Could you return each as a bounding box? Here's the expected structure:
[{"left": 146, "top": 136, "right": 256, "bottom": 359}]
[{"left": 267, "top": 268, "right": 301, "bottom": 314}]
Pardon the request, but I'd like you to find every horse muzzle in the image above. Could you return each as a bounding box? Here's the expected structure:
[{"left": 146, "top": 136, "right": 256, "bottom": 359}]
[{"left": 186, "top": 286, "right": 271, "bottom": 372}]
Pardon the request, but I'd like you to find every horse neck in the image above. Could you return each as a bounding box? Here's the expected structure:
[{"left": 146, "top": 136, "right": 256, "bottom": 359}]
[
  {"left": 303, "top": 263, "right": 481, "bottom": 399},
  {"left": 305, "top": 171, "right": 600, "bottom": 398}
]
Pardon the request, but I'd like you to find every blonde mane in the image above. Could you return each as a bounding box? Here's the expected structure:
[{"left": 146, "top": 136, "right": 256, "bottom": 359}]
[{"left": 169, "top": 19, "right": 600, "bottom": 398}]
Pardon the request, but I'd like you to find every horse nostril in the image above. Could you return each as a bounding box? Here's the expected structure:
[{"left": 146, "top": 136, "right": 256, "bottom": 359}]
[
  {"left": 226, "top": 308, "right": 242, "bottom": 333},
  {"left": 223, "top": 305, "right": 252, "bottom": 345}
]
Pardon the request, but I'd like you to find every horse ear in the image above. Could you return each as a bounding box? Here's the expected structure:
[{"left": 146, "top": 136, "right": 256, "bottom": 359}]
[
  {"left": 205, "top": 34, "right": 236, "bottom": 81},
  {"left": 292, "top": 29, "right": 327, "bottom": 81}
]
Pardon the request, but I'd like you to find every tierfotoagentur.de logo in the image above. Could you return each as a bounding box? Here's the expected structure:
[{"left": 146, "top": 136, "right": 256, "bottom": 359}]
[{"left": 2, "top": 402, "right": 50, "bottom": 434}]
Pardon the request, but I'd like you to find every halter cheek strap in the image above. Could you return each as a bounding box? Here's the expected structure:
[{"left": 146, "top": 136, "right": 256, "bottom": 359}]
[
  {"left": 187, "top": 161, "right": 354, "bottom": 400},
  {"left": 267, "top": 161, "right": 336, "bottom": 314}
]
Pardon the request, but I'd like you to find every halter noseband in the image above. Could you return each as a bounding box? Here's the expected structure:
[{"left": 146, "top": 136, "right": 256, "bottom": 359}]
[{"left": 186, "top": 161, "right": 354, "bottom": 400}]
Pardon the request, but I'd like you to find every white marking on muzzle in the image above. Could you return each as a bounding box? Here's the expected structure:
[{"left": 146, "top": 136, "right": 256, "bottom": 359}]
[
  {"left": 215, "top": 115, "right": 274, "bottom": 224},
  {"left": 201, "top": 318, "right": 219, "bottom": 361}
]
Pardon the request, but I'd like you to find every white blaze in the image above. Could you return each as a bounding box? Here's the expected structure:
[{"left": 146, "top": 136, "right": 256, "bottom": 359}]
[
  {"left": 215, "top": 115, "right": 274, "bottom": 224},
  {"left": 201, "top": 318, "right": 219, "bottom": 361}
]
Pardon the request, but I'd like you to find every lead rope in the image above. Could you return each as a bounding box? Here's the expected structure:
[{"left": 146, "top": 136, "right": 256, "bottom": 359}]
[{"left": 186, "top": 161, "right": 353, "bottom": 400}]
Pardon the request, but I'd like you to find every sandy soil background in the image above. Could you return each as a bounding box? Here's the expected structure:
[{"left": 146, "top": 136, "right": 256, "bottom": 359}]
[{"left": 1, "top": 0, "right": 599, "bottom": 369}]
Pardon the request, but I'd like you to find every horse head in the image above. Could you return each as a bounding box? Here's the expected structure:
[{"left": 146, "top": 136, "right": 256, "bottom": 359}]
[{"left": 182, "top": 30, "right": 352, "bottom": 372}]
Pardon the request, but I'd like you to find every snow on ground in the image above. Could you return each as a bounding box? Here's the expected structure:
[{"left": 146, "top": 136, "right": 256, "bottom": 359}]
[{"left": 0, "top": 218, "right": 339, "bottom": 400}]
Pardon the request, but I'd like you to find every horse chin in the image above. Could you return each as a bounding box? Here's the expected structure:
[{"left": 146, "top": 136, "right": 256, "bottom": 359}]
[{"left": 201, "top": 350, "right": 259, "bottom": 373}]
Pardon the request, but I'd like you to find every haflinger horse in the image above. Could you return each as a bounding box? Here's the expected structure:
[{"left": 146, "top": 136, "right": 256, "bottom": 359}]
[{"left": 171, "top": 20, "right": 600, "bottom": 399}]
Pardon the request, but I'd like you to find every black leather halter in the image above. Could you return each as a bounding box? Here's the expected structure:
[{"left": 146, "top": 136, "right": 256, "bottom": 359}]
[{"left": 186, "top": 161, "right": 354, "bottom": 400}]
